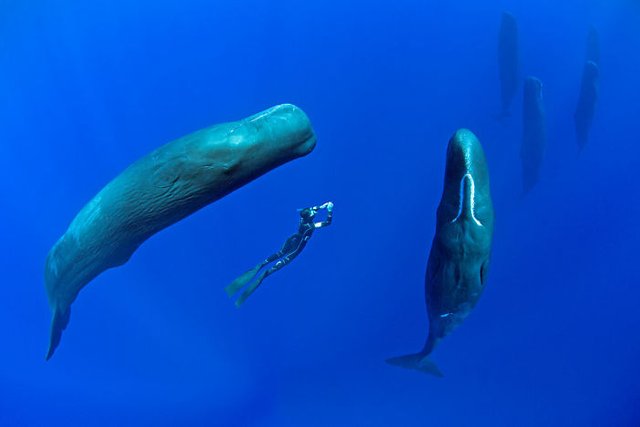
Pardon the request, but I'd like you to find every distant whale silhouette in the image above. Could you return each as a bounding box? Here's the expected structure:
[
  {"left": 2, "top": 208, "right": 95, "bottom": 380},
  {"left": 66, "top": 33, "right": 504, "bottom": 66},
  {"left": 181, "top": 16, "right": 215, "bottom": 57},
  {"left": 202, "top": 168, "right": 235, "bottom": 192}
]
[
  {"left": 387, "top": 129, "right": 494, "bottom": 376},
  {"left": 575, "top": 61, "right": 599, "bottom": 150},
  {"left": 521, "top": 76, "right": 546, "bottom": 193},
  {"left": 497, "top": 12, "right": 519, "bottom": 118},
  {"left": 44, "top": 104, "right": 316, "bottom": 360}
]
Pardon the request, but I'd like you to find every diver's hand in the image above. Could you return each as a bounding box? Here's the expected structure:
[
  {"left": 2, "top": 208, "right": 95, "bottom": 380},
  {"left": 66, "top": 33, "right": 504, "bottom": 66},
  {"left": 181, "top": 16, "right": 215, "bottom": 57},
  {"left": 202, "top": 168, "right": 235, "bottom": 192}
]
[
  {"left": 319, "top": 201, "right": 334, "bottom": 211},
  {"left": 311, "top": 201, "right": 333, "bottom": 228}
]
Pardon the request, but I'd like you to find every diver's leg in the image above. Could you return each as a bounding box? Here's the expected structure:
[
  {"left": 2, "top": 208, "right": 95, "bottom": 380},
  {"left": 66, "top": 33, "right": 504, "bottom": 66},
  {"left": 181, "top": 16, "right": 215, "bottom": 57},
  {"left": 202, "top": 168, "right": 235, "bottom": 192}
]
[{"left": 225, "top": 253, "right": 281, "bottom": 297}]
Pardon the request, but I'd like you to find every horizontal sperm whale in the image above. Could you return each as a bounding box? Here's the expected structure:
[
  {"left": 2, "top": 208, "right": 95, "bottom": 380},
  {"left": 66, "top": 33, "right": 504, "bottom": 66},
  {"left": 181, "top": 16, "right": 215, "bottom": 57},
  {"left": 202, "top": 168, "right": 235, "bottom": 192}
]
[
  {"left": 44, "top": 104, "right": 317, "bottom": 359},
  {"left": 387, "top": 129, "right": 494, "bottom": 376},
  {"left": 522, "top": 76, "right": 546, "bottom": 193}
]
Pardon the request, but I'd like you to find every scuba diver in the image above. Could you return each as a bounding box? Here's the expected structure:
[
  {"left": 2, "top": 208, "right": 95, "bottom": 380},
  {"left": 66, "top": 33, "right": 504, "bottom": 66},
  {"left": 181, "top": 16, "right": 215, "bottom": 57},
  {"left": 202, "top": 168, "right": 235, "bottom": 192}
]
[{"left": 226, "top": 201, "right": 334, "bottom": 307}]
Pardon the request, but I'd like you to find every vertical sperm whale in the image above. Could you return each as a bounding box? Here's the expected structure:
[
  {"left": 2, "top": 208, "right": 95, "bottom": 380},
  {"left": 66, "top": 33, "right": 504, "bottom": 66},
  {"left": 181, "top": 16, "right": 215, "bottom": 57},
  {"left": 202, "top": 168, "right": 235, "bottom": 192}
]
[
  {"left": 575, "top": 61, "right": 599, "bottom": 150},
  {"left": 387, "top": 129, "right": 494, "bottom": 376},
  {"left": 498, "top": 12, "right": 519, "bottom": 117},
  {"left": 521, "top": 76, "right": 546, "bottom": 193},
  {"left": 44, "top": 104, "right": 317, "bottom": 359}
]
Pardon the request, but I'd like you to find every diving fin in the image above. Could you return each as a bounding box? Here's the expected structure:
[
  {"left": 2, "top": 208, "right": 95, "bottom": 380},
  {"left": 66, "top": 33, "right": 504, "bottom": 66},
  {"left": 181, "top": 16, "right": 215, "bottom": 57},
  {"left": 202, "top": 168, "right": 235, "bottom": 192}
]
[
  {"left": 234, "top": 270, "right": 269, "bottom": 307},
  {"left": 225, "top": 264, "right": 262, "bottom": 297}
]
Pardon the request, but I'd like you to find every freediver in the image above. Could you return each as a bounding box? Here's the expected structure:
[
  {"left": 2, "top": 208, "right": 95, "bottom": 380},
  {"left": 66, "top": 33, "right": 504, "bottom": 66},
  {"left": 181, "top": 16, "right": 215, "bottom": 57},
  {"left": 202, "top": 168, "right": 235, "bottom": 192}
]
[{"left": 226, "top": 201, "right": 334, "bottom": 307}]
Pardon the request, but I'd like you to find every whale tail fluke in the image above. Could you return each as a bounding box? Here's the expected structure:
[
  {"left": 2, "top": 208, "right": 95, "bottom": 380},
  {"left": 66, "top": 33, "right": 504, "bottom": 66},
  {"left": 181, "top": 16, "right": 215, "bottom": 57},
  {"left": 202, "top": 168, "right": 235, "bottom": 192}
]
[
  {"left": 46, "top": 306, "right": 70, "bottom": 360},
  {"left": 386, "top": 352, "right": 444, "bottom": 377}
]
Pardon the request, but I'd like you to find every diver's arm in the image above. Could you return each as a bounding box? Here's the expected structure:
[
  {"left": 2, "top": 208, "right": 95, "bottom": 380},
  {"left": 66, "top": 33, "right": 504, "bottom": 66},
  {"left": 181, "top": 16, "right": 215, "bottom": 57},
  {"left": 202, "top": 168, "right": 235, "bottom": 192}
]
[{"left": 313, "top": 201, "right": 334, "bottom": 228}]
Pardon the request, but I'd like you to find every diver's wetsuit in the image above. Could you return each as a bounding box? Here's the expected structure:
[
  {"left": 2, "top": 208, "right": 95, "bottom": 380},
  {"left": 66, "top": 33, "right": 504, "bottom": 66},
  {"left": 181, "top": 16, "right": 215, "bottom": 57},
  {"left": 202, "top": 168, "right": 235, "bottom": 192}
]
[{"left": 226, "top": 202, "right": 333, "bottom": 306}]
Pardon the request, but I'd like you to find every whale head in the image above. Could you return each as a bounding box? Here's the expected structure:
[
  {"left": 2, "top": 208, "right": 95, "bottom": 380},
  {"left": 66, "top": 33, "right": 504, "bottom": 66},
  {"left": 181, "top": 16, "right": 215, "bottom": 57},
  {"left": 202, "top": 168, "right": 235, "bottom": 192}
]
[
  {"left": 438, "top": 129, "right": 493, "bottom": 230},
  {"left": 242, "top": 103, "right": 317, "bottom": 159},
  {"left": 524, "top": 76, "right": 543, "bottom": 101}
]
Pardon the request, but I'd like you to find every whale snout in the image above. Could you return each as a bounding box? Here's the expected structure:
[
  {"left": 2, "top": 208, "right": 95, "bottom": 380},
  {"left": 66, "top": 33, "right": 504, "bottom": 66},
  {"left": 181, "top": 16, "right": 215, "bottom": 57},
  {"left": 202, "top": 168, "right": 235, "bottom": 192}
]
[
  {"left": 524, "top": 76, "right": 543, "bottom": 97},
  {"left": 445, "top": 129, "right": 483, "bottom": 177},
  {"left": 440, "top": 129, "right": 492, "bottom": 227},
  {"left": 247, "top": 103, "right": 317, "bottom": 157}
]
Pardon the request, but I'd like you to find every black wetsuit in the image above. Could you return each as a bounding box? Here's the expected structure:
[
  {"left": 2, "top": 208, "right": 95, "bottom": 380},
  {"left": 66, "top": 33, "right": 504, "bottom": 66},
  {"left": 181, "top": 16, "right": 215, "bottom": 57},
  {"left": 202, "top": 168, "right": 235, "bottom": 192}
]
[{"left": 226, "top": 202, "right": 333, "bottom": 306}]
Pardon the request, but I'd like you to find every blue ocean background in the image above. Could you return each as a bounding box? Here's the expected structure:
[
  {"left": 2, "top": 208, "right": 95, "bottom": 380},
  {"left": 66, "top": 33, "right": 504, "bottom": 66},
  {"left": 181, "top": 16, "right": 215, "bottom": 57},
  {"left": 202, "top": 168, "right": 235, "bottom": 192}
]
[{"left": 1, "top": 0, "right": 640, "bottom": 425}]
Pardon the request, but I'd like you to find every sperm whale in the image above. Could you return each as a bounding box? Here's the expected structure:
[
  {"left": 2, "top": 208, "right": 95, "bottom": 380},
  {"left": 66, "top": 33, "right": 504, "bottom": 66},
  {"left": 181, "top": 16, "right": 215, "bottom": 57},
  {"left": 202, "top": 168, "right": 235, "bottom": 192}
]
[
  {"left": 44, "top": 104, "right": 316, "bottom": 359},
  {"left": 387, "top": 129, "right": 494, "bottom": 376},
  {"left": 522, "top": 76, "right": 546, "bottom": 193},
  {"left": 575, "top": 61, "right": 599, "bottom": 150}
]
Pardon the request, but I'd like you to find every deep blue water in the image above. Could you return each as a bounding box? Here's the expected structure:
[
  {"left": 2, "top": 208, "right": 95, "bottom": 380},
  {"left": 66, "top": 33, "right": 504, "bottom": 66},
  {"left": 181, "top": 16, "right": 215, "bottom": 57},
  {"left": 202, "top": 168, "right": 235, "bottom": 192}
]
[{"left": 1, "top": 0, "right": 640, "bottom": 425}]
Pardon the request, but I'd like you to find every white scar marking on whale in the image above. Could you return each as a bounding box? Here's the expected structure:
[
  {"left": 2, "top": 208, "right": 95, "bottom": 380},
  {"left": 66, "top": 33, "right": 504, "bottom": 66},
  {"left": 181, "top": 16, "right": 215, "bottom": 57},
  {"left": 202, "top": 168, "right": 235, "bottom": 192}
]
[
  {"left": 248, "top": 111, "right": 269, "bottom": 122},
  {"left": 248, "top": 105, "right": 283, "bottom": 123},
  {"left": 451, "top": 173, "right": 483, "bottom": 227}
]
